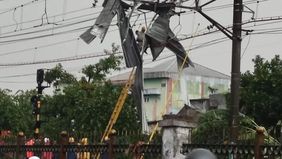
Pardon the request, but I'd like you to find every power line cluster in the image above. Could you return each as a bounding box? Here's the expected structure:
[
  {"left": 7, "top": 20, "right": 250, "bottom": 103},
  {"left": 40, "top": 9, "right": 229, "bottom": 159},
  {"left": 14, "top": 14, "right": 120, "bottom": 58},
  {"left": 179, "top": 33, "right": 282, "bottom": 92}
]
[
  {"left": 0, "top": 0, "right": 281, "bottom": 83},
  {"left": 0, "top": 0, "right": 44, "bottom": 15},
  {"left": 0, "top": 0, "right": 265, "bottom": 39}
]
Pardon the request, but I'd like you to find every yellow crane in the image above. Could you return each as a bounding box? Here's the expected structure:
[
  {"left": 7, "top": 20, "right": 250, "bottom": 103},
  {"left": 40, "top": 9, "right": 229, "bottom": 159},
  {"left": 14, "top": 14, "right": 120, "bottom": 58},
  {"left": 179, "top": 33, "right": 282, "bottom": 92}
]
[{"left": 96, "top": 67, "right": 136, "bottom": 159}]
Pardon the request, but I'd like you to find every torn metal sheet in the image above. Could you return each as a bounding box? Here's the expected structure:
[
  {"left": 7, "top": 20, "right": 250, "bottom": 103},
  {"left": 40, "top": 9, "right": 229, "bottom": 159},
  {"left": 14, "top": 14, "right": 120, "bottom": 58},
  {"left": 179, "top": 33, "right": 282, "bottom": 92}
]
[
  {"left": 80, "top": 0, "right": 120, "bottom": 44},
  {"left": 118, "top": 4, "right": 142, "bottom": 67},
  {"left": 131, "top": 65, "right": 143, "bottom": 121},
  {"left": 137, "top": 1, "right": 175, "bottom": 12},
  {"left": 167, "top": 29, "right": 194, "bottom": 68},
  {"left": 79, "top": 26, "right": 95, "bottom": 44},
  {"left": 145, "top": 8, "right": 193, "bottom": 68},
  {"left": 145, "top": 12, "right": 170, "bottom": 60}
]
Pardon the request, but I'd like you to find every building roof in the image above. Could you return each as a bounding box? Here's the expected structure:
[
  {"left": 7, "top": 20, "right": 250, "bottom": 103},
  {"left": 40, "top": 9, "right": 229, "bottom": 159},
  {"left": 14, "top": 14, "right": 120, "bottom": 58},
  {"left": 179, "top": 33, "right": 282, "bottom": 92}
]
[{"left": 109, "top": 56, "right": 230, "bottom": 82}]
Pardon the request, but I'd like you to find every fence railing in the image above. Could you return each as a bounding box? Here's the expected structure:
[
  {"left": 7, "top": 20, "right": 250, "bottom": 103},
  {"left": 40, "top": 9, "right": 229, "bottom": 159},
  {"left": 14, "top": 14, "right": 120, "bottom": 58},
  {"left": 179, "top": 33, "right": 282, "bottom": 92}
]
[
  {"left": 3, "top": 143, "right": 282, "bottom": 159},
  {"left": 0, "top": 144, "right": 162, "bottom": 159}
]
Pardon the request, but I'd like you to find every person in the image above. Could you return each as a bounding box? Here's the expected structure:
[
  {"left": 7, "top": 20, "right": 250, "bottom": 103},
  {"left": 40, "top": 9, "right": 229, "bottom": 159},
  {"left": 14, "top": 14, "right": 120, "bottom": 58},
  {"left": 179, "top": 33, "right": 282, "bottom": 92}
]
[
  {"left": 26, "top": 138, "right": 35, "bottom": 158},
  {"left": 78, "top": 138, "right": 90, "bottom": 159},
  {"left": 185, "top": 148, "right": 217, "bottom": 159},
  {"left": 101, "top": 136, "right": 110, "bottom": 159},
  {"left": 67, "top": 137, "right": 77, "bottom": 159},
  {"left": 42, "top": 138, "right": 53, "bottom": 159},
  {"left": 135, "top": 27, "right": 146, "bottom": 51}
]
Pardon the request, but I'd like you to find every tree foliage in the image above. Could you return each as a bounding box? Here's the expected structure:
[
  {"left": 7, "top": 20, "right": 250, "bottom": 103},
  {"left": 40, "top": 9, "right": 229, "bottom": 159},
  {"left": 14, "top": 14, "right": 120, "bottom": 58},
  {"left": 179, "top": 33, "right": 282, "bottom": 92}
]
[
  {"left": 44, "top": 63, "right": 77, "bottom": 88},
  {"left": 0, "top": 89, "right": 35, "bottom": 137},
  {"left": 193, "top": 55, "right": 282, "bottom": 144},
  {"left": 192, "top": 109, "right": 278, "bottom": 144},
  {"left": 0, "top": 46, "right": 139, "bottom": 140},
  {"left": 240, "top": 55, "right": 282, "bottom": 128}
]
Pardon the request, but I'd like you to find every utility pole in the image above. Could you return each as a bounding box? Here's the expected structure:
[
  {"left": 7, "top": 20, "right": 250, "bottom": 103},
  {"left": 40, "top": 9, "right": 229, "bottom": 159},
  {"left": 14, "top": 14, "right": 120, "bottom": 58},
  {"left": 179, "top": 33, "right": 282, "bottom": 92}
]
[{"left": 230, "top": 0, "right": 243, "bottom": 143}]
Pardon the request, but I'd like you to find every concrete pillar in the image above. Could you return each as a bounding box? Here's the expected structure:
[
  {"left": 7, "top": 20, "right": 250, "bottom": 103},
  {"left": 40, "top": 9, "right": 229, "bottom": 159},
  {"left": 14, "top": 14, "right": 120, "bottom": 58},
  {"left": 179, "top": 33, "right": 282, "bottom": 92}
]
[{"left": 159, "top": 118, "right": 196, "bottom": 159}]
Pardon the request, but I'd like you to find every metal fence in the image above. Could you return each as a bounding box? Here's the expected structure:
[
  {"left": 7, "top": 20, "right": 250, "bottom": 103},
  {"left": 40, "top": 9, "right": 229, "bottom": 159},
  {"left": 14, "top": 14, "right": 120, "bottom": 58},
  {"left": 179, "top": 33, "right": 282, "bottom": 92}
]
[
  {"left": 181, "top": 144, "right": 282, "bottom": 159},
  {"left": 0, "top": 144, "right": 162, "bottom": 159},
  {"left": 3, "top": 142, "right": 282, "bottom": 159}
]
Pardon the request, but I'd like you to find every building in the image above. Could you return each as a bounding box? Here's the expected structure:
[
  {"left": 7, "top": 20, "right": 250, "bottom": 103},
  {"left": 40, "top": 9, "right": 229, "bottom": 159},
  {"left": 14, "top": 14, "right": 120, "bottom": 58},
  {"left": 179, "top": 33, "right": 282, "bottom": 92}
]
[{"left": 109, "top": 56, "right": 230, "bottom": 122}]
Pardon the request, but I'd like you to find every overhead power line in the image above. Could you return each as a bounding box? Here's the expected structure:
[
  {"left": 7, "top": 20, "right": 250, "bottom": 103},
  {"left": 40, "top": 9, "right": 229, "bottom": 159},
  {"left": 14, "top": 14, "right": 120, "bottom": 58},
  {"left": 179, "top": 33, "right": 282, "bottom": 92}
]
[
  {"left": 0, "top": 6, "right": 97, "bottom": 29},
  {"left": 0, "top": 52, "right": 122, "bottom": 66},
  {"left": 0, "top": 12, "right": 153, "bottom": 44},
  {"left": 0, "top": 73, "right": 35, "bottom": 78},
  {"left": 0, "top": 0, "right": 44, "bottom": 15},
  {"left": 179, "top": 15, "right": 282, "bottom": 41},
  {"left": 0, "top": 25, "right": 90, "bottom": 44},
  {"left": 0, "top": 0, "right": 265, "bottom": 37},
  {"left": 0, "top": 17, "right": 96, "bottom": 38},
  {"left": 0, "top": 38, "right": 79, "bottom": 57},
  {"left": 0, "top": 80, "right": 33, "bottom": 84}
]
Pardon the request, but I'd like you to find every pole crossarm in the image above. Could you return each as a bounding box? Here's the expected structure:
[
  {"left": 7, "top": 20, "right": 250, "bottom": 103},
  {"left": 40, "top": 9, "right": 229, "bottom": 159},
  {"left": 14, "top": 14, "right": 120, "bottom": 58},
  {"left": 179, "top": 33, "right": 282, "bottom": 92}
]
[{"left": 176, "top": 0, "right": 237, "bottom": 40}]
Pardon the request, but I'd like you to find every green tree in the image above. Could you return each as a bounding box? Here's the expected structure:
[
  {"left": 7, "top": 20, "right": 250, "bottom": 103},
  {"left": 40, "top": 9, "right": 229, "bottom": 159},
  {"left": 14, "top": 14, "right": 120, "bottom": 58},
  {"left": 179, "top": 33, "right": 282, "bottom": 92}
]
[
  {"left": 0, "top": 89, "right": 14, "bottom": 130},
  {"left": 192, "top": 109, "right": 279, "bottom": 144},
  {"left": 0, "top": 89, "right": 35, "bottom": 137},
  {"left": 41, "top": 48, "right": 139, "bottom": 140},
  {"left": 240, "top": 55, "right": 282, "bottom": 128},
  {"left": 0, "top": 45, "right": 140, "bottom": 141},
  {"left": 44, "top": 63, "right": 77, "bottom": 88}
]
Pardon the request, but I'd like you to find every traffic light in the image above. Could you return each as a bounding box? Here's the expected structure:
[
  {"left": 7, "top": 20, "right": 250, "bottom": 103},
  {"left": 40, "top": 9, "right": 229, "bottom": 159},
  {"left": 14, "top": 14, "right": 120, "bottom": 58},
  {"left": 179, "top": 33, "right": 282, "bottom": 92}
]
[{"left": 37, "top": 69, "right": 44, "bottom": 85}]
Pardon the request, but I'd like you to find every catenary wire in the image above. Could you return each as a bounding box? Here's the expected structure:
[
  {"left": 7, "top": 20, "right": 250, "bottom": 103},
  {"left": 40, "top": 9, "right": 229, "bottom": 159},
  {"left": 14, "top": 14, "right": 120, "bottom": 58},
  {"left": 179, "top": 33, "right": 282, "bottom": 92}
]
[
  {"left": 0, "top": 0, "right": 44, "bottom": 15},
  {"left": 0, "top": 38, "right": 79, "bottom": 57},
  {"left": 0, "top": 0, "right": 266, "bottom": 36}
]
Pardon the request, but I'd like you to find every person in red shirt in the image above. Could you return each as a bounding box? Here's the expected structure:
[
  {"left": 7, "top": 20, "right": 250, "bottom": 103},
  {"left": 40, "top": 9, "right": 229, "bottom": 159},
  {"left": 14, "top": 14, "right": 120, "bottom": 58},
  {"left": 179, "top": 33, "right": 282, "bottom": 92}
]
[{"left": 26, "top": 138, "right": 35, "bottom": 158}]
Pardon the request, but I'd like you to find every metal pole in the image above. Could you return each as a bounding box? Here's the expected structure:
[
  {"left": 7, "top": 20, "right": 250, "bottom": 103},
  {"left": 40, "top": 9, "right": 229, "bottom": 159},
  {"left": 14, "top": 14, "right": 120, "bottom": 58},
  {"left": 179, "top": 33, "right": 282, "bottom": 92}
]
[
  {"left": 34, "top": 69, "right": 44, "bottom": 139},
  {"left": 230, "top": 0, "right": 243, "bottom": 143},
  {"left": 34, "top": 84, "right": 42, "bottom": 139}
]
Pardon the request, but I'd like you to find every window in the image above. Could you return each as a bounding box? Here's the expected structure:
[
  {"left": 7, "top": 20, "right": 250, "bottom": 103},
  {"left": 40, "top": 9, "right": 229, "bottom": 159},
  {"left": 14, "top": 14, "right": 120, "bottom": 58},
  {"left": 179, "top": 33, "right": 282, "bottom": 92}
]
[{"left": 144, "top": 97, "right": 150, "bottom": 102}]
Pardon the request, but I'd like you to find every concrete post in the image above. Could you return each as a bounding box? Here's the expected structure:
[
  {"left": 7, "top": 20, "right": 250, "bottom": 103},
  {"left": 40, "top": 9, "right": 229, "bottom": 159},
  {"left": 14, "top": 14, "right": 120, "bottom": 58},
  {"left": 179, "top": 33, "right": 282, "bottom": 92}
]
[
  {"left": 255, "top": 127, "right": 265, "bottom": 159},
  {"left": 159, "top": 118, "right": 196, "bottom": 159},
  {"left": 16, "top": 131, "right": 25, "bottom": 159},
  {"left": 59, "top": 131, "right": 68, "bottom": 159}
]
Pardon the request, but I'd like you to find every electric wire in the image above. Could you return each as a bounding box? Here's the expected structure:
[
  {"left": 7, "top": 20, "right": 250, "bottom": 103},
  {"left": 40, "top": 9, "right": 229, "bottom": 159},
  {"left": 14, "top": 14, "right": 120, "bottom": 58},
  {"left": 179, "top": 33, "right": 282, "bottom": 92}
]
[
  {"left": 0, "top": 73, "right": 35, "bottom": 78},
  {"left": 0, "top": 0, "right": 279, "bottom": 63},
  {"left": 179, "top": 15, "right": 282, "bottom": 41},
  {"left": 241, "top": 35, "right": 252, "bottom": 58},
  {"left": 0, "top": 0, "right": 270, "bottom": 48},
  {"left": 0, "top": 0, "right": 265, "bottom": 37},
  {"left": 0, "top": 81, "right": 33, "bottom": 84},
  {"left": 0, "top": 51, "right": 123, "bottom": 66},
  {"left": 12, "top": 8, "right": 19, "bottom": 31},
  {"left": 0, "top": 0, "right": 44, "bottom": 15},
  {"left": 0, "top": 12, "right": 154, "bottom": 45},
  {"left": 0, "top": 9, "right": 151, "bottom": 39},
  {"left": 0, "top": 6, "right": 99, "bottom": 30},
  {"left": 0, "top": 38, "right": 79, "bottom": 57}
]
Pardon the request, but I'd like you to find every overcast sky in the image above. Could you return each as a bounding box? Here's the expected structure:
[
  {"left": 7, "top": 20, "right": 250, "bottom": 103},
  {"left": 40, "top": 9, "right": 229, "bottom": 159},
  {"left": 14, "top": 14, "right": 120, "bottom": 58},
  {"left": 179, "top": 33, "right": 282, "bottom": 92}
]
[{"left": 0, "top": 0, "right": 281, "bottom": 93}]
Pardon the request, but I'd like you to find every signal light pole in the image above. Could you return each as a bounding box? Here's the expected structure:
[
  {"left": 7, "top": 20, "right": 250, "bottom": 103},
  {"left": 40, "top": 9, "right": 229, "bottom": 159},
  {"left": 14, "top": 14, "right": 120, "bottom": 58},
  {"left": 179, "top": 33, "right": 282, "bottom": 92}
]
[{"left": 32, "top": 69, "right": 49, "bottom": 139}]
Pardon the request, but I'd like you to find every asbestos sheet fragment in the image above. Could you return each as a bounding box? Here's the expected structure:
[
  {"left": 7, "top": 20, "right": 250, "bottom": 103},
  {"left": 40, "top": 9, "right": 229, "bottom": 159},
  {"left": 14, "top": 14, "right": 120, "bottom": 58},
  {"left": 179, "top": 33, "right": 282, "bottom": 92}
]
[{"left": 118, "top": 4, "right": 142, "bottom": 67}]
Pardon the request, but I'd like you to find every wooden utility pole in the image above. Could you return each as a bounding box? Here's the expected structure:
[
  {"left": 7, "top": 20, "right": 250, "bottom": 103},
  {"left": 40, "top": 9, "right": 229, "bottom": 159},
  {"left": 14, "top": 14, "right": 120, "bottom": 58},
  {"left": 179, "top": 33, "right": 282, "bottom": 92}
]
[{"left": 230, "top": 0, "right": 243, "bottom": 143}]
